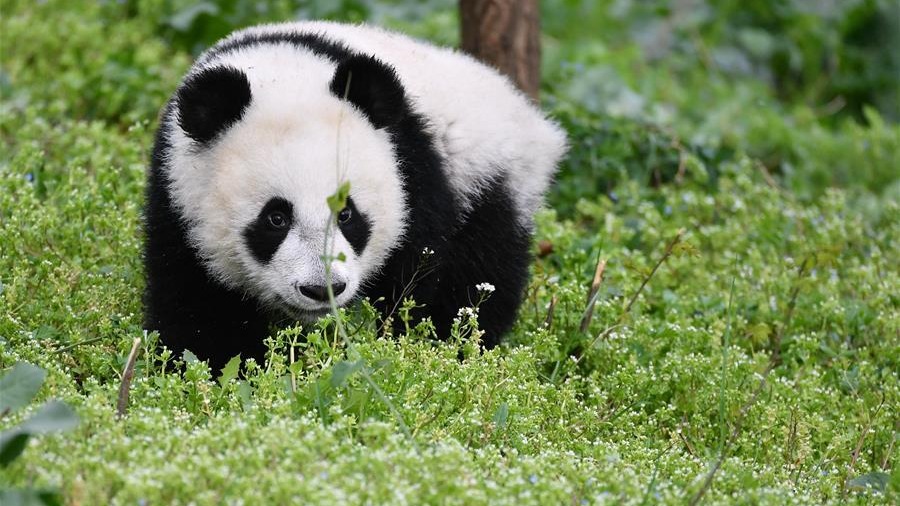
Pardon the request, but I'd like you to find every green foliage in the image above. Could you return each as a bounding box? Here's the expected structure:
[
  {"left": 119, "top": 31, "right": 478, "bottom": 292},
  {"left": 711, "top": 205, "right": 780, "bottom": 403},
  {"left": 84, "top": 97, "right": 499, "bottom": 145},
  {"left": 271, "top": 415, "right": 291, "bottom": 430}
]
[
  {"left": 154, "top": 0, "right": 459, "bottom": 54},
  {"left": 0, "top": 363, "right": 78, "bottom": 506},
  {"left": 0, "top": 363, "right": 80, "bottom": 468},
  {"left": 0, "top": 363, "right": 46, "bottom": 415},
  {"left": 1, "top": 401, "right": 79, "bottom": 466},
  {"left": 1, "top": 0, "right": 898, "bottom": 504},
  {"left": 541, "top": 0, "right": 900, "bottom": 216},
  {"left": 542, "top": 0, "right": 900, "bottom": 123}
]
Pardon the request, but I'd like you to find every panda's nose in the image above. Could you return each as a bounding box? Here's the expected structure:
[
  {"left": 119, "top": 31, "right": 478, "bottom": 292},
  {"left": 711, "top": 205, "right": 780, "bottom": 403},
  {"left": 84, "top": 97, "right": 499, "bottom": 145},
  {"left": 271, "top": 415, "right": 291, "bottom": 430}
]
[{"left": 298, "top": 282, "right": 346, "bottom": 302}]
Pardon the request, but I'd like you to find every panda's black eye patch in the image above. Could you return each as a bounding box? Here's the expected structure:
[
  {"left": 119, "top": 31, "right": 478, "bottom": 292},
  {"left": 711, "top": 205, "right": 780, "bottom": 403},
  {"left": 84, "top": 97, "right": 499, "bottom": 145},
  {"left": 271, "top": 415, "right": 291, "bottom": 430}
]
[
  {"left": 337, "top": 197, "right": 371, "bottom": 256},
  {"left": 244, "top": 197, "right": 293, "bottom": 264}
]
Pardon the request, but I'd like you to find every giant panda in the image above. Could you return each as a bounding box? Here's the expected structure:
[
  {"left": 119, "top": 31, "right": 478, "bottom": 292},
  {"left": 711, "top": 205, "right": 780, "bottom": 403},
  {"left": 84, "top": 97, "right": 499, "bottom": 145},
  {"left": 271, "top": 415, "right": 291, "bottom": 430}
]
[{"left": 144, "top": 21, "right": 567, "bottom": 370}]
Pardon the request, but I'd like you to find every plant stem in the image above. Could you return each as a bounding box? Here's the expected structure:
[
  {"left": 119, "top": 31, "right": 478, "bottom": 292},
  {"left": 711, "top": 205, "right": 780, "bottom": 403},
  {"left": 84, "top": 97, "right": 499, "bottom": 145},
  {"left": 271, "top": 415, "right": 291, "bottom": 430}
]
[
  {"left": 116, "top": 337, "right": 142, "bottom": 418},
  {"left": 574, "top": 228, "right": 684, "bottom": 366}
]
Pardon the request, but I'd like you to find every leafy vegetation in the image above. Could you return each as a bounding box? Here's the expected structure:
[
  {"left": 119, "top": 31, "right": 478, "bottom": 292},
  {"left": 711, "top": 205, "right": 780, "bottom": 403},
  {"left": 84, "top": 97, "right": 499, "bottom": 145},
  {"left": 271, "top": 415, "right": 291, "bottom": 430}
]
[
  {"left": 1, "top": 0, "right": 897, "bottom": 504},
  {"left": 0, "top": 362, "right": 79, "bottom": 505}
]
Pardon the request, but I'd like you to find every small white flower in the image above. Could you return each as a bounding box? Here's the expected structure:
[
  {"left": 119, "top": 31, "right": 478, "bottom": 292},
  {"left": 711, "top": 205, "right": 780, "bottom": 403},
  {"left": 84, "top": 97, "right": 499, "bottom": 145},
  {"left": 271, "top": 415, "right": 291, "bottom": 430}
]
[
  {"left": 475, "top": 282, "right": 495, "bottom": 293},
  {"left": 457, "top": 307, "right": 478, "bottom": 318},
  {"left": 421, "top": 247, "right": 434, "bottom": 256}
]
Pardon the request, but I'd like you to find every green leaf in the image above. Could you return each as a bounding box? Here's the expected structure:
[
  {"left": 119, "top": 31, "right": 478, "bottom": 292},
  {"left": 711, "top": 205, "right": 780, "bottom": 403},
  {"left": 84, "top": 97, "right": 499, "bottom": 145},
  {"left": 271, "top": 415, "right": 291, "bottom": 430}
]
[
  {"left": 0, "top": 363, "right": 47, "bottom": 415},
  {"left": 236, "top": 381, "right": 253, "bottom": 410},
  {"left": 19, "top": 401, "right": 78, "bottom": 434},
  {"left": 310, "top": 377, "right": 334, "bottom": 421},
  {"left": 0, "top": 431, "right": 29, "bottom": 467},
  {"left": 166, "top": 2, "right": 219, "bottom": 32},
  {"left": 326, "top": 181, "right": 351, "bottom": 213},
  {"left": 847, "top": 471, "right": 889, "bottom": 492},
  {"left": 372, "top": 359, "right": 393, "bottom": 371},
  {"left": 330, "top": 360, "right": 363, "bottom": 389},
  {"left": 492, "top": 402, "right": 509, "bottom": 429},
  {"left": 0, "top": 488, "right": 62, "bottom": 506},
  {"left": 218, "top": 355, "right": 241, "bottom": 387},
  {"left": 747, "top": 323, "right": 771, "bottom": 346},
  {"left": 737, "top": 28, "right": 775, "bottom": 59},
  {"left": 0, "top": 401, "right": 78, "bottom": 468},
  {"left": 182, "top": 350, "right": 199, "bottom": 365}
]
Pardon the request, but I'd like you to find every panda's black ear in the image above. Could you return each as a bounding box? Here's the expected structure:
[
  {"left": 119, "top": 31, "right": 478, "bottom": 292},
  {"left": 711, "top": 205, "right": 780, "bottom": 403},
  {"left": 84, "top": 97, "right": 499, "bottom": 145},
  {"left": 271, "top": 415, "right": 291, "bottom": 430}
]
[
  {"left": 330, "top": 55, "right": 406, "bottom": 129},
  {"left": 177, "top": 66, "right": 252, "bottom": 144}
]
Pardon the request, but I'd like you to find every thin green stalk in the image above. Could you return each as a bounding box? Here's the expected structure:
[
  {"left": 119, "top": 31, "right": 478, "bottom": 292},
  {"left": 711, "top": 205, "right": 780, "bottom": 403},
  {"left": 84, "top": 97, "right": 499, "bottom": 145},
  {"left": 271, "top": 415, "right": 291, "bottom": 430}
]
[
  {"left": 717, "top": 277, "right": 736, "bottom": 453},
  {"left": 318, "top": 79, "right": 417, "bottom": 450},
  {"left": 322, "top": 214, "right": 417, "bottom": 450}
]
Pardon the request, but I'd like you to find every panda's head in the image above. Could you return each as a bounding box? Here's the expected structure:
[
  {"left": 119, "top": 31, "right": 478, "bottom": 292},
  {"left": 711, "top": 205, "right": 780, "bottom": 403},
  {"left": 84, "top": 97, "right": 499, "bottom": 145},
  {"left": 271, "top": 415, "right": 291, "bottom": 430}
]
[{"left": 166, "top": 52, "right": 409, "bottom": 320}]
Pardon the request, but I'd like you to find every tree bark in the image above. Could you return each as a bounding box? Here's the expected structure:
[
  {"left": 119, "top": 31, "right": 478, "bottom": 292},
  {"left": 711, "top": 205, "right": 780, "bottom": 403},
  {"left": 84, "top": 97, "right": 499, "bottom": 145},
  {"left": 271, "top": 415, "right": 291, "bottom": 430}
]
[{"left": 460, "top": 0, "right": 541, "bottom": 101}]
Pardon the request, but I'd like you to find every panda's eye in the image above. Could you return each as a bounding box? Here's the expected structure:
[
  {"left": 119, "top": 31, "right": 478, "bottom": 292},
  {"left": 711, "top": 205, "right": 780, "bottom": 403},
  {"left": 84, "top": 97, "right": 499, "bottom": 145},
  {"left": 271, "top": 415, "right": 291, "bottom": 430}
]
[
  {"left": 338, "top": 207, "right": 352, "bottom": 224},
  {"left": 267, "top": 211, "right": 289, "bottom": 229}
]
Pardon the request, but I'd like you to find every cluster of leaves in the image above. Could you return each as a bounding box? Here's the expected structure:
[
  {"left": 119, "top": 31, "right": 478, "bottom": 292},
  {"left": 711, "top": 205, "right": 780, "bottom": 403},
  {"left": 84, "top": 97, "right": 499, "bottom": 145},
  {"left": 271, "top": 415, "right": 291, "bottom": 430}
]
[
  {"left": 0, "top": 363, "right": 78, "bottom": 505},
  {"left": 542, "top": 0, "right": 900, "bottom": 124},
  {"left": 1, "top": 0, "right": 898, "bottom": 504},
  {"left": 541, "top": 0, "right": 900, "bottom": 217}
]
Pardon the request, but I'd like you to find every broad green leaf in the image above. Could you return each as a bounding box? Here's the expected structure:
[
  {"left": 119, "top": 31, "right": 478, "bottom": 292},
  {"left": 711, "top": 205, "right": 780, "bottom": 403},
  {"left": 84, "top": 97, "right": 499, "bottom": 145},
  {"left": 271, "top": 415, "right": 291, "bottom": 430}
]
[
  {"left": 747, "top": 323, "right": 771, "bottom": 346},
  {"left": 330, "top": 360, "right": 363, "bottom": 389},
  {"left": 0, "top": 363, "right": 46, "bottom": 415},
  {"left": 0, "top": 401, "right": 78, "bottom": 467},
  {"left": 236, "top": 381, "right": 253, "bottom": 411},
  {"left": 182, "top": 350, "right": 199, "bottom": 364},
  {"left": 18, "top": 401, "right": 78, "bottom": 434},
  {"left": 218, "top": 355, "right": 241, "bottom": 387},
  {"left": 0, "top": 488, "right": 62, "bottom": 506},
  {"left": 493, "top": 402, "right": 509, "bottom": 429},
  {"left": 737, "top": 28, "right": 775, "bottom": 58},
  {"left": 372, "top": 359, "right": 393, "bottom": 371},
  {"left": 0, "top": 431, "right": 29, "bottom": 467},
  {"left": 847, "top": 472, "right": 889, "bottom": 492}
]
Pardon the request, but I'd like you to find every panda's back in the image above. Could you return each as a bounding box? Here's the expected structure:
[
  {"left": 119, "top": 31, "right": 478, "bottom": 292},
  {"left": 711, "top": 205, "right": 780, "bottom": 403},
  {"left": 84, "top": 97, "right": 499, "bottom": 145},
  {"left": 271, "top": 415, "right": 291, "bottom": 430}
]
[{"left": 204, "top": 21, "right": 566, "bottom": 221}]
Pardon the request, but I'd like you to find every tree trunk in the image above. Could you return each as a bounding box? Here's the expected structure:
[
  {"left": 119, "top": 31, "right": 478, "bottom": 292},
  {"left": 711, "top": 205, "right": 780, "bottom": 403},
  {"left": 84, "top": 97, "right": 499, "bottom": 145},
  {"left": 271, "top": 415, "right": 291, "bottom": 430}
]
[{"left": 460, "top": 0, "right": 541, "bottom": 101}]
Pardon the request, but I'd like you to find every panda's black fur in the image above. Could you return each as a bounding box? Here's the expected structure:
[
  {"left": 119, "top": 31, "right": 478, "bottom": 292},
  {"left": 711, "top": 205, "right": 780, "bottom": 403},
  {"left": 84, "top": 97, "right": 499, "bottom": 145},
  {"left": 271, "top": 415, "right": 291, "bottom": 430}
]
[
  {"left": 145, "top": 25, "right": 558, "bottom": 370},
  {"left": 145, "top": 104, "right": 271, "bottom": 365}
]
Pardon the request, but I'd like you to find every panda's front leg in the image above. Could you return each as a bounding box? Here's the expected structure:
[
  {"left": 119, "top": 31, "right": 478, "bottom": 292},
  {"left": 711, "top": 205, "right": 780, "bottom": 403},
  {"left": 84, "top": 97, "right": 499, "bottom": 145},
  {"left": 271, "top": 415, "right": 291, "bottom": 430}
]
[{"left": 144, "top": 272, "right": 270, "bottom": 373}]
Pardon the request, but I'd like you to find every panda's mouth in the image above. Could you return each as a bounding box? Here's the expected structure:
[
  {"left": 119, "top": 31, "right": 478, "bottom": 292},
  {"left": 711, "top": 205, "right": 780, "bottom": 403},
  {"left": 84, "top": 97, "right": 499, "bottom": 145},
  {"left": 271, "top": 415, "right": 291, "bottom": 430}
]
[{"left": 275, "top": 297, "right": 336, "bottom": 322}]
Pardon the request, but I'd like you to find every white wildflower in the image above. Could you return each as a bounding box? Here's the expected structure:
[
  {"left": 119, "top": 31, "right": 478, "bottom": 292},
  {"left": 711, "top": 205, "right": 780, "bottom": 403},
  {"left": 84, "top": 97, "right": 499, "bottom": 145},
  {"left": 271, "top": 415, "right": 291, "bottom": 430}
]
[
  {"left": 475, "top": 282, "right": 495, "bottom": 293},
  {"left": 457, "top": 307, "right": 478, "bottom": 318}
]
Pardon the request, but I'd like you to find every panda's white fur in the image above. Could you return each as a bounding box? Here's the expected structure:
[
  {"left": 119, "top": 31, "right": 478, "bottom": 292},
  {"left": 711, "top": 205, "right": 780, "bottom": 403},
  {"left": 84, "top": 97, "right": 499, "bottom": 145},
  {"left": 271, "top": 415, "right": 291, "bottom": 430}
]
[{"left": 145, "top": 22, "right": 567, "bottom": 368}]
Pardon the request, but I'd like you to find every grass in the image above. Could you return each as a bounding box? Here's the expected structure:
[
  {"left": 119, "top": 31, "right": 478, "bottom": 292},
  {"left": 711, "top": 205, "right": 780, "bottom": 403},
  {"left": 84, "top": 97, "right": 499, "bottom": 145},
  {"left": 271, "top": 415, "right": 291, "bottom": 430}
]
[{"left": 1, "top": 0, "right": 898, "bottom": 504}]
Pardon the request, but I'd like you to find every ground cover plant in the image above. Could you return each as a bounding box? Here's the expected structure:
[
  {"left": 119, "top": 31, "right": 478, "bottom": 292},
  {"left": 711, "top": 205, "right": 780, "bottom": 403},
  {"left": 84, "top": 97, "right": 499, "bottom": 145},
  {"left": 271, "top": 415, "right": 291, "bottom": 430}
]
[{"left": 1, "top": 0, "right": 898, "bottom": 504}]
